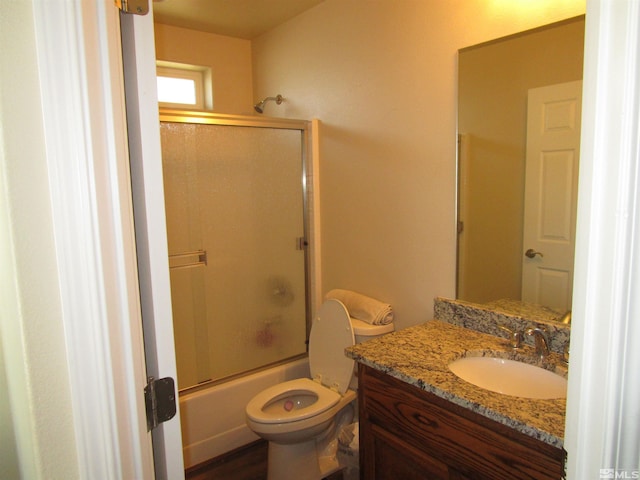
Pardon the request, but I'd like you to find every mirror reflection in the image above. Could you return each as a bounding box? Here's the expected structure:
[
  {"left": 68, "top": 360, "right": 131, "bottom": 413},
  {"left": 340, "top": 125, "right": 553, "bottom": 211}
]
[{"left": 456, "top": 17, "right": 585, "bottom": 316}]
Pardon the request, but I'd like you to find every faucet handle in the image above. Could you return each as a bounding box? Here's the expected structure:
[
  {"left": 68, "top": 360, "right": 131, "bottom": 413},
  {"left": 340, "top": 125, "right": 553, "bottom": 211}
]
[
  {"left": 498, "top": 325, "right": 524, "bottom": 349},
  {"left": 525, "top": 325, "right": 549, "bottom": 339},
  {"left": 562, "top": 342, "right": 570, "bottom": 364}
]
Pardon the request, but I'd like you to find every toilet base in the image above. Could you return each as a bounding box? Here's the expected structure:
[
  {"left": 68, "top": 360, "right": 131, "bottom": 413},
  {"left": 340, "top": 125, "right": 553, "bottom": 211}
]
[
  {"left": 267, "top": 440, "right": 323, "bottom": 480},
  {"left": 266, "top": 439, "right": 343, "bottom": 480},
  {"left": 265, "top": 402, "right": 354, "bottom": 480}
]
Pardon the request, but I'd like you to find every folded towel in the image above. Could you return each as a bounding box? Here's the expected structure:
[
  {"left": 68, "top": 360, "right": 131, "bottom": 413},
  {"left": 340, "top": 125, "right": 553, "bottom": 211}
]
[{"left": 325, "top": 289, "right": 394, "bottom": 325}]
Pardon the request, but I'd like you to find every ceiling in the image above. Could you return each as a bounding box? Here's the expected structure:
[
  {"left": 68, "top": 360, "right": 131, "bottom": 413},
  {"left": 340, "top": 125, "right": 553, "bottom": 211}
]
[{"left": 152, "top": 0, "right": 325, "bottom": 39}]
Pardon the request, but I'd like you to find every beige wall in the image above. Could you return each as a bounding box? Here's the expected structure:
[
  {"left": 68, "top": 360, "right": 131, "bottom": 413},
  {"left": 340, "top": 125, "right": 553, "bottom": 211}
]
[
  {"left": 458, "top": 17, "right": 585, "bottom": 305},
  {"left": 252, "top": 0, "right": 586, "bottom": 330},
  {"left": 154, "top": 23, "right": 254, "bottom": 115},
  {"left": 0, "top": 1, "right": 79, "bottom": 478}
]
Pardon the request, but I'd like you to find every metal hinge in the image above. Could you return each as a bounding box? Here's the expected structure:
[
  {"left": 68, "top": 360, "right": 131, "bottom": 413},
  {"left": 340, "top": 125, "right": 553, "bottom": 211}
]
[
  {"left": 144, "top": 377, "right": 177, "bottom": 431},
  {"left": 115, "top": 0, "right": 149, "bottom": 15}
]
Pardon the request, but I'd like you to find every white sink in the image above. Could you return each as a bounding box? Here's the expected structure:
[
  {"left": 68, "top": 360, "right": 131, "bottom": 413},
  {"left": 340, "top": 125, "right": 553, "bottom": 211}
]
[{"left": 449, "top": 356, "right": 567, "bottom": 399}]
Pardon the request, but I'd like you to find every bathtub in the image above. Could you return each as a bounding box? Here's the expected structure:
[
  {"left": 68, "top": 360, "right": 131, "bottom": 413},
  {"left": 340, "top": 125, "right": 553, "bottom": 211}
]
[{"left": 179, "top": 357, "right": 310, "bottom": 468}]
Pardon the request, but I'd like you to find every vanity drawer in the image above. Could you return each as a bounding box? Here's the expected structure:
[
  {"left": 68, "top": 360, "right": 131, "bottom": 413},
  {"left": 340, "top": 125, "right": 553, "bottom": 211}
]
[{"left": 359, "top": 365, "right": 565, "bottom": 480}]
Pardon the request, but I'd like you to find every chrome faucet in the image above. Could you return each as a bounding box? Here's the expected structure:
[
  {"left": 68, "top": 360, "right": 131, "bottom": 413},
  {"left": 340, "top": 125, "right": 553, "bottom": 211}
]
[
  {"left": 498, "top": 325, "right": 524, "bottom": 349},
  {"left": 526, "top": 326, "right": 550, "bottom": 359}
]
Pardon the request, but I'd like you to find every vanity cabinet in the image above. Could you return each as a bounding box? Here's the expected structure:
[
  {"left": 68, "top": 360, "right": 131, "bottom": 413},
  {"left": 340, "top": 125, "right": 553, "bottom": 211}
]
[{"left": 358, "top": 365, "right": 565, "bottom": 479}]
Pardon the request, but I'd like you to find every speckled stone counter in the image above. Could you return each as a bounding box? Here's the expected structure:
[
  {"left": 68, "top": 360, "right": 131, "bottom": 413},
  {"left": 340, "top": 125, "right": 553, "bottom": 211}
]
[{"left": 345, "top": 319, "right": 567, "bottom": 449}]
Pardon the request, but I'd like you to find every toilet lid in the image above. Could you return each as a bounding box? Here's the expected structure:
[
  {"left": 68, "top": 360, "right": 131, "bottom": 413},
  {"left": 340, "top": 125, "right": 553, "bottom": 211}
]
[{"left": 309, "top": 299, "right": 355, "bottom": 395}]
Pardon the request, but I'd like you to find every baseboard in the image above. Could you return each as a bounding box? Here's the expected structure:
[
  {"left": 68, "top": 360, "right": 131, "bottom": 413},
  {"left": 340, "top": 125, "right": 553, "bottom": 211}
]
[
  {"left": 182, "top": 423, "right": 260, "bottom": 468},
  {"left": 185, "top": 439, "right": 267, "bottom": 475}
]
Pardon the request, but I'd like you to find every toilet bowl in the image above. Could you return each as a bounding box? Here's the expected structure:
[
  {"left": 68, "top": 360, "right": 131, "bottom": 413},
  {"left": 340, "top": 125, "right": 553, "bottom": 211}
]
[
  {"left": 246, "top": 377, "right": 356, "bottom": 444},
  {"left": 245, "top": 298, "right": 393, "bottom": 480}
]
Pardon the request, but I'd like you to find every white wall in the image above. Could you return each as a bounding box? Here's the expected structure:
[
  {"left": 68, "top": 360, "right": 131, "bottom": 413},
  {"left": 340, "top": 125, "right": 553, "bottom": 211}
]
[
  {"left": 154, "top": 24, "right": 254, "bottom": 115},
  {"left": 252, "top": 0, "right": 586, "bottom": 331},
  {"left": 0, "top": 1, "right": 79, "bottom": 478}
]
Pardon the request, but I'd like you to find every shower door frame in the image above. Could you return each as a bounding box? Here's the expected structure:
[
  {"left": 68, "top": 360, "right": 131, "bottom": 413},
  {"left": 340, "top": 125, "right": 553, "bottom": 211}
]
[{"left": 158, "top": 109, "right": 319, "bottom": 391}]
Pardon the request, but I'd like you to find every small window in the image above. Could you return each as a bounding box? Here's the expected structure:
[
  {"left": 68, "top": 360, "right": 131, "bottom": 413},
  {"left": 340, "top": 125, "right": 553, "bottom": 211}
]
[
  {"left": 157, "top": 75, "right": 197, "bottom": 105},
  {"left": 156, "top": 62, "right": 211, "bottom": 110}
]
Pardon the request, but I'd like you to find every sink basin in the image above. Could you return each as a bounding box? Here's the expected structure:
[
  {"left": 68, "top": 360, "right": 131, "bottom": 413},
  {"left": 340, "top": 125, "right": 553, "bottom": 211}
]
[{"left": 449, "top": 356, "right": 567, "bottom": 399}]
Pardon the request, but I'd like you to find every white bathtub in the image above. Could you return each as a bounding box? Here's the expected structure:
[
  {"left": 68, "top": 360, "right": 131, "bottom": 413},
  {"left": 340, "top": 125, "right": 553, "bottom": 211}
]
[{"left": 179, "top": 357, "right": 310, "bottom": 468}]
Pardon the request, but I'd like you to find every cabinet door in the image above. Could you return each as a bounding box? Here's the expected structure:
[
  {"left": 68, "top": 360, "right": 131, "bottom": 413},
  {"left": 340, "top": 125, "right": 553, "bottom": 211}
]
[
  {"left": 359, "top": 365, "right": 565, "bottom": 480},
  {"left": 364, "top": 424, "right": 450, "bottom": 479}
]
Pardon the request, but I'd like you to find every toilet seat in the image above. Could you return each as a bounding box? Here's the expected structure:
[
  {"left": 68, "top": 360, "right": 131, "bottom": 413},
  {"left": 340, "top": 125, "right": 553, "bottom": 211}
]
[
  {"left": 246, "top": 378, "right": 340, "bottom": 424},
  {"left": 246, "top": 299, "right": 356, "bottom": 426},
  {"left": 308, "top": 299, "right": 355, "bottom": 394}
]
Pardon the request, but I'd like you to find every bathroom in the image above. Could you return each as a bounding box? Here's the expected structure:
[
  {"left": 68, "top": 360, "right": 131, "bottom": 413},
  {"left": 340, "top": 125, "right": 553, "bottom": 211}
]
[
  {"left": 149, "top": 0, "right": 592, "bottom": 477},
  {"left": 0, "top": 0, "right": 638, "bottom": 478}
]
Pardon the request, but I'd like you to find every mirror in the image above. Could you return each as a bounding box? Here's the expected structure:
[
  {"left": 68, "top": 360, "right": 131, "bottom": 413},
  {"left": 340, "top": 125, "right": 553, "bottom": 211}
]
[{"left": 456, "top": 16, "right": 585, "bottom": 316}]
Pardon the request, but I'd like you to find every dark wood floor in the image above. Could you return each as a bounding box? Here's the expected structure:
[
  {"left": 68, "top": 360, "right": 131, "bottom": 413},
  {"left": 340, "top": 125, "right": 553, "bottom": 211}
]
[{"left": 185, "top": 440, "right": 345, "bottom": 480}]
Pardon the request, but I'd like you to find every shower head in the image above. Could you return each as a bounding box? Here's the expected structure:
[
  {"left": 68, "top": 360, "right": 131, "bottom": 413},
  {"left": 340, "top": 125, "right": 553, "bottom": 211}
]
[{"left": 254, "top": 94, "right": 283, "bottom": 114}]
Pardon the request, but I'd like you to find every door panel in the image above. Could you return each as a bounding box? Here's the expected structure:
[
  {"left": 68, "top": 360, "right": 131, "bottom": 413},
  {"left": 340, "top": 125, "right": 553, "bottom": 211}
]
[
  {"left": 160, "top": 121, "right": 307, "bottom": 390},
  {"left": 522, "top": 81, "right": 582, "bottom": 311},
  {"left": 120, "top": 9, "right": 185, "bottom": 480}
]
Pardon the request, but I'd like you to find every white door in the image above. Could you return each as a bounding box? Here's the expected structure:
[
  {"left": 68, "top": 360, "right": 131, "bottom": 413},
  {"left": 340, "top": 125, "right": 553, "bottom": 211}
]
[
  {"left": 522, "top": 81, "right": 582, "bottom": 311},
  {"left": 119, "top": 8, "right": 185, "bottom": 480}
]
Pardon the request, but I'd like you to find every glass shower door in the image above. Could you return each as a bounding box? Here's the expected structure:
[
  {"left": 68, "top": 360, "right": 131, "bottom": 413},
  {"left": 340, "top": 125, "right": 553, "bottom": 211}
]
[{"left": 160, "top": 120, "right": 308, "bottom": 390}]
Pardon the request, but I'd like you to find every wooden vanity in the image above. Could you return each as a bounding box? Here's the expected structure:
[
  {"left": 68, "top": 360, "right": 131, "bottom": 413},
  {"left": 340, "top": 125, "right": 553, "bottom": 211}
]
[
  {"left": 346, "top": 309, "right": 569, "bottom": 480},
  {"left": 359, "top": 365, "right": 565, "bottom": 479}
]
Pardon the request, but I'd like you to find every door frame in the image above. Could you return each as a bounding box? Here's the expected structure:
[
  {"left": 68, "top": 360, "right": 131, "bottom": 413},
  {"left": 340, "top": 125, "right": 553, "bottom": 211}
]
[
  {"left": 120, "top": 9, "right": 185, "bottom": 479},
  {"left": 564, "top": 0, "right": 640, "bottom": 476},
  {"left": 28, "top": 1, "right": 182, "bottom": 478}
]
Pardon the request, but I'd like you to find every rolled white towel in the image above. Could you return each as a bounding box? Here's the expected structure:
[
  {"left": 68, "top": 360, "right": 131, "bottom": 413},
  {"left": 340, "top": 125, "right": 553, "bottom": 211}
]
[{"left": 325, "top": 289, "right": 394, "bottom": 325}]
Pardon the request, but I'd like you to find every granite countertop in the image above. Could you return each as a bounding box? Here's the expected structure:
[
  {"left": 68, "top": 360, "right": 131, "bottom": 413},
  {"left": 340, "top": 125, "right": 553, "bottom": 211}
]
[{"left": 345, "top": 319, "right": 567, "bottom": 449}]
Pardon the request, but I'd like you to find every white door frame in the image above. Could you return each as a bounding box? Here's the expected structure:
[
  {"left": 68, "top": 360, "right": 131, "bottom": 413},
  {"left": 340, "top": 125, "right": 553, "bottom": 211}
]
[
  {"left": 28, "top": 1, "right": 183, "bottom": 478},
  {"left": 564, "top": 0, "right": 640, "bottom": 477},
  {"left": 120, "top": 8, "right": 185, "bottom": 479}
]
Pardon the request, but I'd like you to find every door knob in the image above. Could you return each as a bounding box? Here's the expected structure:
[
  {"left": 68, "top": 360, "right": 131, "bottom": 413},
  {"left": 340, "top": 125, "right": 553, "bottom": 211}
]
[{"left": 525, "top": 249, "right": 544, "bottom": 258}]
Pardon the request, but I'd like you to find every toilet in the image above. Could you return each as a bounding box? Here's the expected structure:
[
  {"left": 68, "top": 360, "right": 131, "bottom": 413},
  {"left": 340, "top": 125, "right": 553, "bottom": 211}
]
[{"left": 245, "top": 299, "right": 394, "bottom": 480}]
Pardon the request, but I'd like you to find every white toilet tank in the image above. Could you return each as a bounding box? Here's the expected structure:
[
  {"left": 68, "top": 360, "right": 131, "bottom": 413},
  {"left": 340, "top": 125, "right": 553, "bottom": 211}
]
[{"left": 350, "top": 317, "right": 394, "bottom": 344}]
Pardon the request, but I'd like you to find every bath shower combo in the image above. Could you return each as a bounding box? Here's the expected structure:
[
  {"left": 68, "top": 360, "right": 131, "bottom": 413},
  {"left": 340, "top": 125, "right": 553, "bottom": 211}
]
[{"left": 158, "top": 109, "right": 313, "bottom": 468}]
